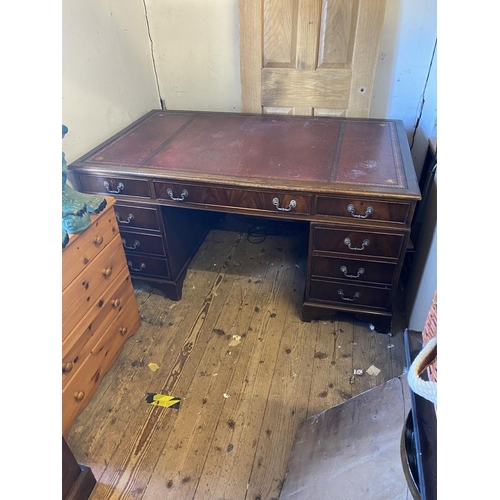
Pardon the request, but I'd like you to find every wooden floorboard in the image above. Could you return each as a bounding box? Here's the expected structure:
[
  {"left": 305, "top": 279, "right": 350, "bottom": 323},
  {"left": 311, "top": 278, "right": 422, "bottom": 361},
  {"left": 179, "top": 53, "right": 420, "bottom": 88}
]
[{"left": 67, "top": 220, "right": 410, "bottom": 500}]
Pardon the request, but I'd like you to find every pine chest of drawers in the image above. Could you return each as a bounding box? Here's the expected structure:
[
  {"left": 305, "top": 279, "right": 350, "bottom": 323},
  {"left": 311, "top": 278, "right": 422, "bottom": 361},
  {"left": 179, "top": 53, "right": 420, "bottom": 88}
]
[
  {"left": 68, "top": 110, "right": 421, "bottom": 332},
  {"left": 62, "top": 197, "right": 141, "bottom": 438}
]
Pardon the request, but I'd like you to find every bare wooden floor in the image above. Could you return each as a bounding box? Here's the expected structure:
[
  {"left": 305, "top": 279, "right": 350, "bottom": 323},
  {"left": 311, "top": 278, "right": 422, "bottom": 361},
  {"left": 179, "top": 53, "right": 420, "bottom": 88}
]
[{"left": 67, "top": 217, "right": 408, "bottom": 500}]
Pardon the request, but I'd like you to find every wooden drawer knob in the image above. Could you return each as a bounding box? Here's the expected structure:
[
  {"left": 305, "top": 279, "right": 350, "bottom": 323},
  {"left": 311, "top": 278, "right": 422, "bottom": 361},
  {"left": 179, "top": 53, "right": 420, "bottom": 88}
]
[
  {"left": 102, "top": 267, "right": 113, "bottom": 277},
  {"left": 93, "top": 235, "right": 104, "bottom": 246},
  {"left": 74, "top": 391, "right": 85, "bottom": 401},
  {"left": 119, "top": 326, "right": 128, "bottom": 336},
  {"left": 112, "top": 299, "right": 121, "bottom": 308},
  {"left": 63, "top": 362, "right": 73, "bottom": 373}
]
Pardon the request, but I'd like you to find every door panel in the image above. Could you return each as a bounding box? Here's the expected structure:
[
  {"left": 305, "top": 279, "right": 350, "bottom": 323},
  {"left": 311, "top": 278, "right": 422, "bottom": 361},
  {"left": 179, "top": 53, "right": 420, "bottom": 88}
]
[{"left": 240, "top": 0, "right": 386, "bottom": 117}]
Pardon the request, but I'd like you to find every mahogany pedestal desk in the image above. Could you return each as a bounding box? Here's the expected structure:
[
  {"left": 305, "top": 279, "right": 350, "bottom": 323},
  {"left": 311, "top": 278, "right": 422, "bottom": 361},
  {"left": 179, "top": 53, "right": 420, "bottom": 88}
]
[{"left": 68, "top": 111, "right": 420, "bottom": 333}]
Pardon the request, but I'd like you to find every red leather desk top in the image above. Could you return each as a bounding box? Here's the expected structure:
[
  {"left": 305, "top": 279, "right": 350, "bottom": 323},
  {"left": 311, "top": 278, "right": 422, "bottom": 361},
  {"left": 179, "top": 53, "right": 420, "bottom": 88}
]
[{"left": 76, "top": 110, "right": 420, "bottom": 198}]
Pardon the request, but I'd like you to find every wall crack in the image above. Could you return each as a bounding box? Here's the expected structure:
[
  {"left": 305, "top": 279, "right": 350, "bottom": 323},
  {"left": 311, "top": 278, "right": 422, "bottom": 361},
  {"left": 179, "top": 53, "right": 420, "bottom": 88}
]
[
  {"left": 142, "top": 0, "right": 164, "bottom": 109},
  {"left": 410, "top": 40, "right": 437, "bottom": 150}
]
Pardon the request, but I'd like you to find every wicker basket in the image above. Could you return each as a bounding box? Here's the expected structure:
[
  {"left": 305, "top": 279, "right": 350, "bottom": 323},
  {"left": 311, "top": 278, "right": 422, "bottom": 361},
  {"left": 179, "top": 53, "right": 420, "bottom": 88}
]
[{"left": 422, "top": 290, "right": 437, "bottom": 383}]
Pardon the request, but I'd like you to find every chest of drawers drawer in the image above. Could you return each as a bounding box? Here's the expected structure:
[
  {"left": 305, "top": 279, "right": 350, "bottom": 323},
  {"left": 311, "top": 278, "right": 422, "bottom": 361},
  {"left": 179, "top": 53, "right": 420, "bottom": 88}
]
[
  {"left": 62, "top": 203, "right": 119, "bottom": 290},
  {"left": 62, "top": 291, "right": 140, "bottom": 437},
  {"left": 154, "top": 181, "right": 310, "bottom": 216},
  {"left": 315, "top": 196, "right": 412, "bottom": 225},
  {"left": 73, "top": 173, "right": 151, "bottom": 199},
  {"left": 62, "top": 267, "right": 135, "bottom": 386},
  {"left": 312, "top": 225, "right": 405, "bottom": 260},
  {"left": 62, "top": 233, "right": 128, "bottom": 339}
]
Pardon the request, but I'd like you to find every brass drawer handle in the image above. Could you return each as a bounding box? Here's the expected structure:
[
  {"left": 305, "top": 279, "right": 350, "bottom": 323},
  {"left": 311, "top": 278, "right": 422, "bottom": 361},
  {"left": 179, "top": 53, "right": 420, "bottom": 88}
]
[
  {"left": 119, "top": 326, "right": 128, "bottom": 336},
  {"left": 102, "top": 267, "right": 113, "bottom": 277},
  {"left": 128, "top": 261, "right": 146, "bottom": 272},
  {"left": 337, "top": 289, "right": 361, "bottom": 302},
  {"left": 347, "top": 204, "right": 373, "bottom": 219},
  {"left": 93, "top": 235, "right": 104, "bottom": 246},
  {"left": 63, "top": 362, "right": 73, "bottom": 373},
  {"left": 74, "top": 391, "right": 85, "bottom": 401},
  {"left": 103, "top": 181, "right": 124, "bottom": 194},
  {"left": 167, "top": 188, "right": 188, "bottom": 201},
  {"left": 122, "top": 238, "right": 140, "bottom": 250},
  {"left": 272, "top": 197, "right": 296, "bottom": 212},
  {"left": 340, "top": 266, "right": 365, "bottom": 279},
  {"left": 116, "top": 212, "right": 134, "bottom": 224},
  {"left": 112, "top": 299, "right": 121, "bottom": 308},
  {"left": 344, "top": 238, "right": 370, "bottom": 251}
]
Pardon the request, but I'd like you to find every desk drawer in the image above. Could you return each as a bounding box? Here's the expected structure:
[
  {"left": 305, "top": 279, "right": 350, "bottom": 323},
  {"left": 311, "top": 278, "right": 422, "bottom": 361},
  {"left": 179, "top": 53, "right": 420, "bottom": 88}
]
[
  {"left": 154, "top": 182, "right": 310, "bottom": 216},
  {"left": 120, "top": 230, "right": 166, "bottom": 257},
  {"left": 316, "top": 196, "right": 411, "bottom": 225},
  {"left": 74, "top": 173, "right": 151, "bottom": 199},
  {"left": 126, "top": 254, "right": 170, "bottom": 278},
  {"left": 62, "top": 234, "right": 127, "bottom": 338},
  {"left": 311, "top": 256, "right": 396, "bottom": 285},
  {"left": 114, "top": 203, "right": 161, "bottom": 231},
  {"left": 312, "top": 225, "right": 404, "bottom": 259},
  {"left": 308, "top": 279, "right": 392, "bottom": 310}
]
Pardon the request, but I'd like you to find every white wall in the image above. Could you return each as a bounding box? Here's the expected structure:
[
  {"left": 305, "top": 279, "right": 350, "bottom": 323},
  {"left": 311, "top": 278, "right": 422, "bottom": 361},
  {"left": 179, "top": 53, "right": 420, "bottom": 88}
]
[
  {"left": 371, "top": 0, "right": 437, "bottom": 178},
  {"left": 146, "top": 0, "right": 242, "bottom": 114},
  {"left": 407, "top": 171, "right": 437, "bottom": 330}
]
